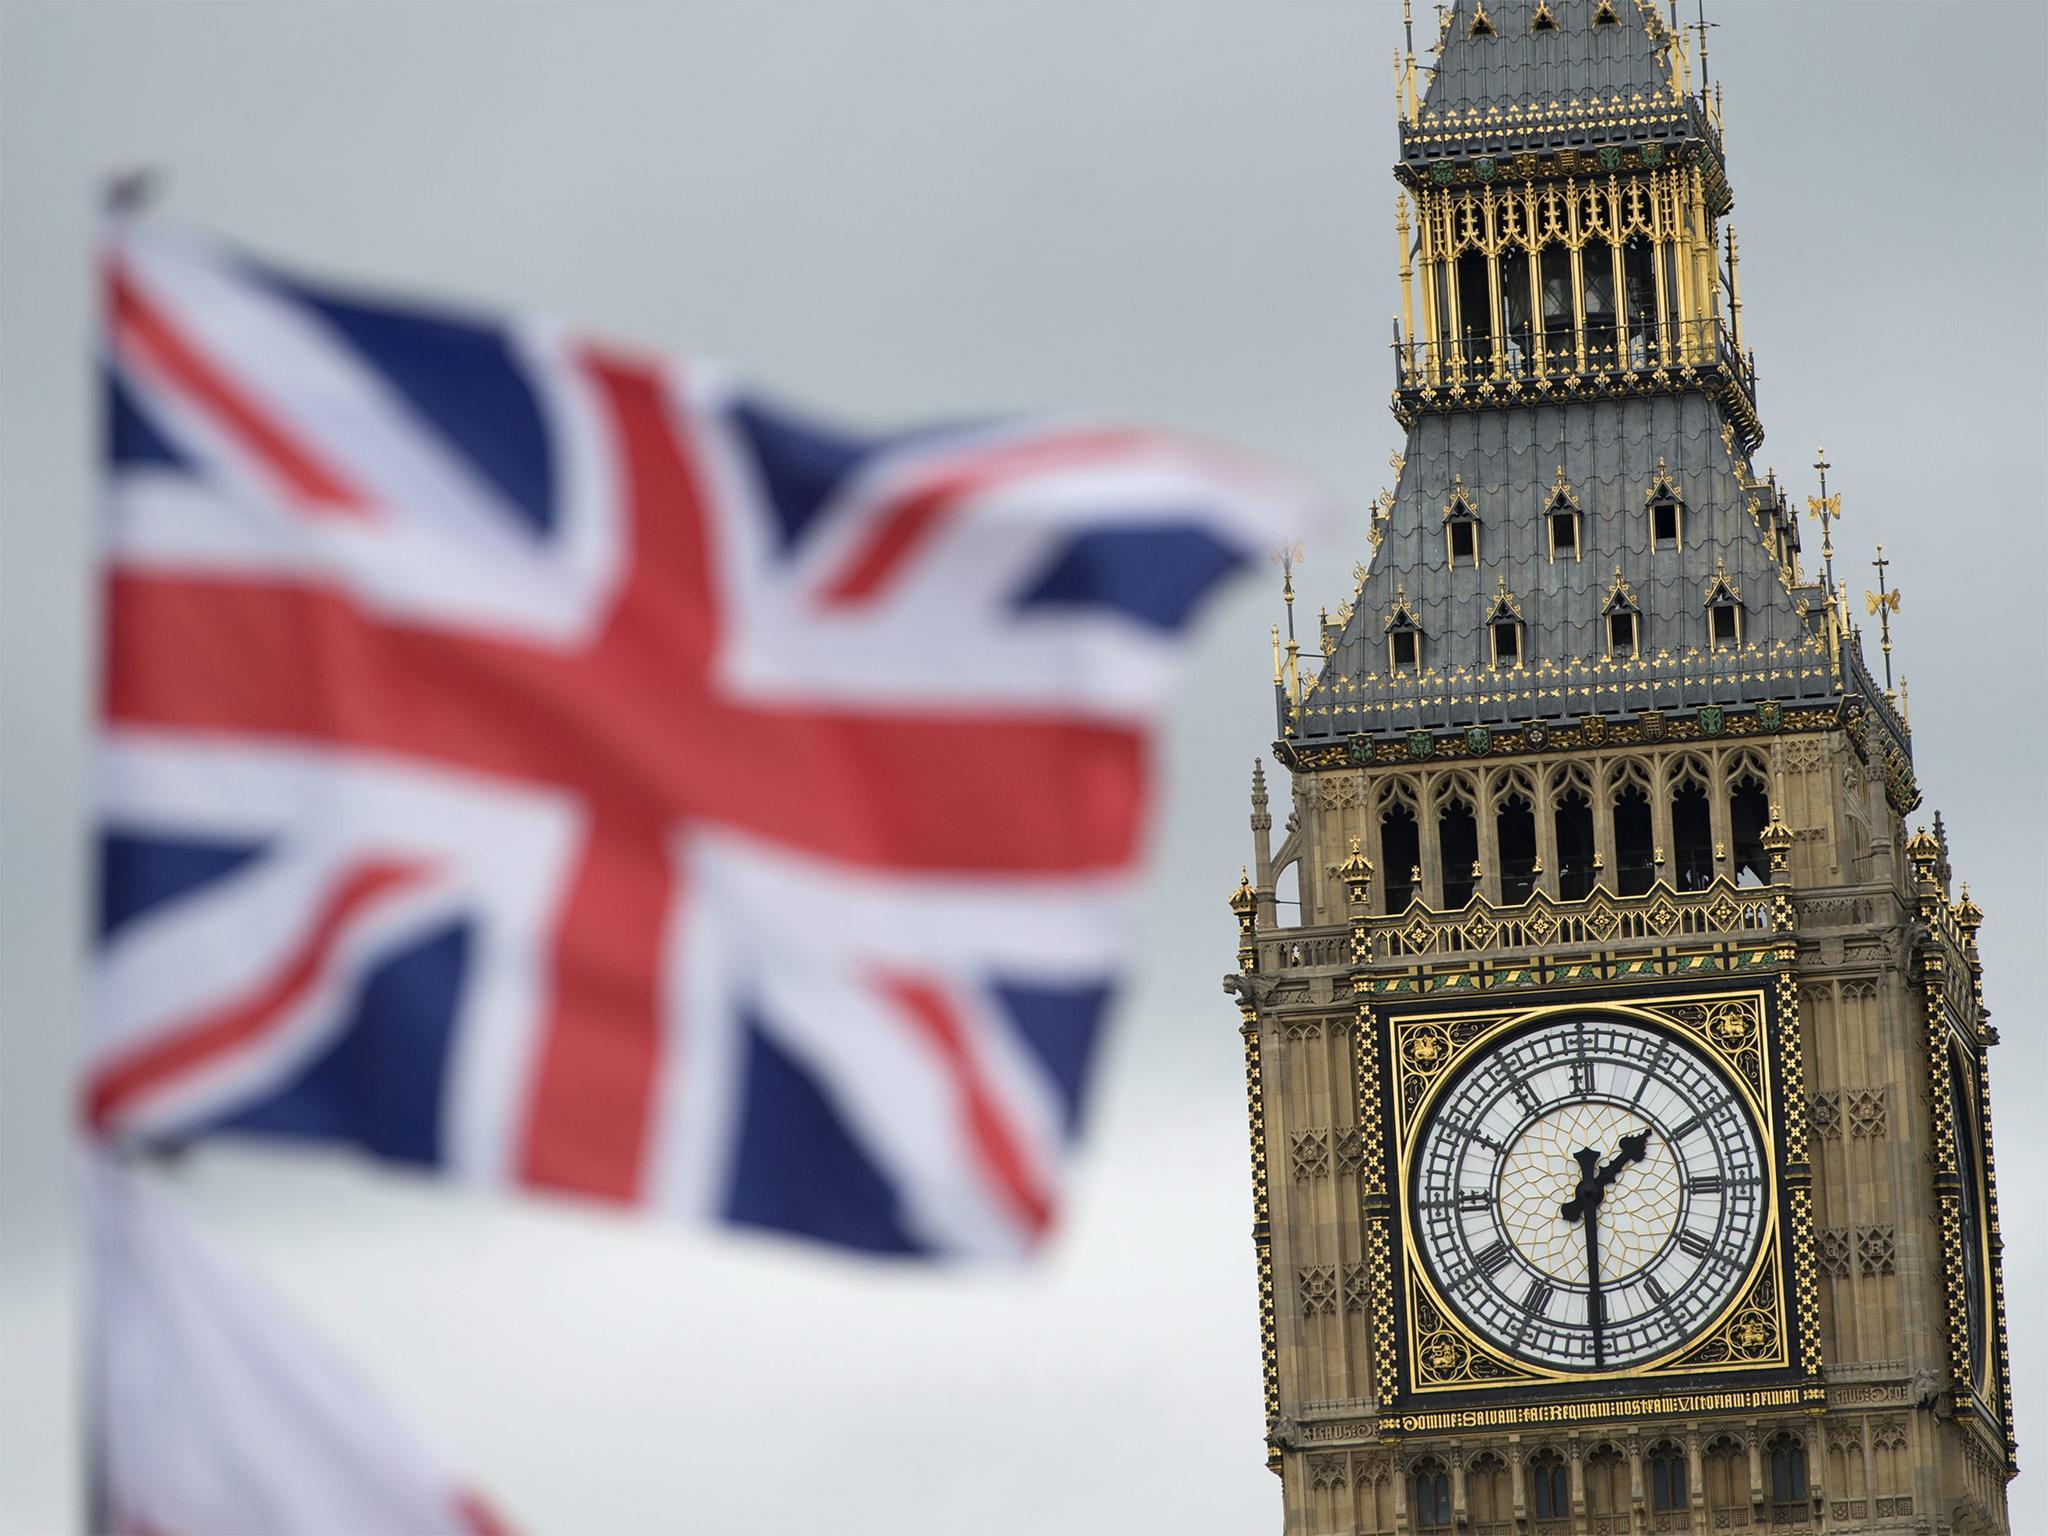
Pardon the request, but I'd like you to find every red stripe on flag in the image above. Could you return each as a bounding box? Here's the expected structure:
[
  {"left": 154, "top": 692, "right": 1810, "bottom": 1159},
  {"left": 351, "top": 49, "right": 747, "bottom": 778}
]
[
  {"left": 108, "top": 264, "right": 370, "bottom": 516},
  {"left": 84, "top": 860, "right": 427, "bottom": 1133},
  {"left": 880, "top": 975, "right": 1052, "bottom": 1241},
  {"left": 102, "top": 573, "right": 1148, "bottom": 875},
  {"left": 515, "top": 813, "right": 672, "bottom": 1201},
  {"left": 817, "top": 429, "right": 1149, "bottom": 607},
  {"left": 453, "top": 1490, "right": 521, "bottom": 1536}
]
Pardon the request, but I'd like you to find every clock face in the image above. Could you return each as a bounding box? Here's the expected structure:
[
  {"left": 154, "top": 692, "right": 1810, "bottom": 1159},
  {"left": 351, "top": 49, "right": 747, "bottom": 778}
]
[{"left": 1410, "top": 1016, "right": 1768, "bottom": 1372}]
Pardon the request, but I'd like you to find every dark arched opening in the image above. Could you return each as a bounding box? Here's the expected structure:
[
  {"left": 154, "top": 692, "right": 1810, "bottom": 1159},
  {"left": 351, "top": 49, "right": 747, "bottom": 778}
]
[
  {"left": 1500, "top": 246, "right": 1533, "bottom": 374},
  {"left": 1555, "top": 786, "right": 1596, "bottom": 900},
  {"left": 1456, "top": 249, "right": 1492, "bottom": 377},
  {"left": 1614, "top": 783, "right": 1655, "bottom": 896},
  {"left": 1672, "top": 778, "right": 1714, "bottom": 889},
  {"left": 1380, "top": 803, "right": 1420, "bottom": 913},
  {"left": 1623, "top": 234, "right": 1659, "bottom": 363},
  {"left": 1497, "top": 794, "right": 1538, "bottom": 904},
  {"left": 1438, "top": 797, "right": 1480, "bottom": 908},
  {"left": 1730, "top": 771, "right": 1771, "bottom": 885}
]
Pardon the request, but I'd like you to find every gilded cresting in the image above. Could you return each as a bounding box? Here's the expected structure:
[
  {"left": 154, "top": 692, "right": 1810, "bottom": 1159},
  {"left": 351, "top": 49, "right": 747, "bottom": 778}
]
[{"left": 1228, "top": 3, "right": 2012, "bottom": 1532}]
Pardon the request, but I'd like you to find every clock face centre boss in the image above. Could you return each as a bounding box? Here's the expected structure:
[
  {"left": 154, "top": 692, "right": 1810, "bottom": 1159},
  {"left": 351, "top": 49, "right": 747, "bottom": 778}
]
[{"left": 1411, "top": 1017, "right": 1767, "bottom": 1372}]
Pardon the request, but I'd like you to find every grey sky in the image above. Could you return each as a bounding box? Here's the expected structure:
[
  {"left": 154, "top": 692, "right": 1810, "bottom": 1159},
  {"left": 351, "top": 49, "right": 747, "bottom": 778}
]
[{"left": 3, "top": 3, "right": 2043, "bottom": 1531}]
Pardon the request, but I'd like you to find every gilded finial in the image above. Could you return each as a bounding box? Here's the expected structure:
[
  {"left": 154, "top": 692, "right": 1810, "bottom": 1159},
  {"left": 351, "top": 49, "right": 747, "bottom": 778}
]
[
  {"left": 1338, "top": 836, "right": 1374, "bottom": 909},
  {"left": 1865, "top": 543, "right": 1902, "bottom": 691},
  {"left": 1904, "top": 824, "right": 1942, "bottom": 882},
  {"left": 1229, "top": 866, "right": 1257, "bottom": 916},
  {"left": 1807, "top": 450, "right": 1842, "bottom": 593},
  {"left": 1954, "top": 883, "right": 1984, "bottom": 933}
]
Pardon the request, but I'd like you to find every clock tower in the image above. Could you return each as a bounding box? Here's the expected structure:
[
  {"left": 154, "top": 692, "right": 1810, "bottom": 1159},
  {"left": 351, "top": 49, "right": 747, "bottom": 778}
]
[{"left": 1226, "top": 3, "right": 2015, "bottom": 1533}]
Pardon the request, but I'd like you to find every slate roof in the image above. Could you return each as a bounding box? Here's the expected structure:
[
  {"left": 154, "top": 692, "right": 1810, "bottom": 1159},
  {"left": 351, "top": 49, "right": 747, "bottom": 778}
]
[
  {"left": 1401, "top": 0, "right": 1717, "bottom": 168},
  {"left": 1291, "top": 393, "right": 1837, "bottom": 740},
  {"left": 1425, "top": 0, "right": 1676, "bottom": 117}
]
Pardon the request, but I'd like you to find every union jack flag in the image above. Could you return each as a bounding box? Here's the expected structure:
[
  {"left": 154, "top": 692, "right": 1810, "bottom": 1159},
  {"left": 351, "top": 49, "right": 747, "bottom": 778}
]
[{"left": 87, "top": 221, "right": 1316, "bottom": 1259}]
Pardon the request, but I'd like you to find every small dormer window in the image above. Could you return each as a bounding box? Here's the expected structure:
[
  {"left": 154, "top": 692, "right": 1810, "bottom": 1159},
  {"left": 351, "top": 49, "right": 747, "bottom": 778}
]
[
  {"left": 1644, "top": 460, "right": 1685, "bottom": 551},
  {"left": 1710, "top": 601, "right": 1739, "bottom": 647},
  {"left": 1385, "top": 583, "right": 1423, "bottom": 673},
  {"left": 1485, "top": 577, "right": 1524, "bottom": 668},
  {"left": 1604, "top": 567, "right": 1641, "bottom": 658},
  {"left": 1449, "top": 518, "right": 1477, "bottom": 564},
  {"left": 1468, "top": 1, "right": 1496, "bottom": 38},
  {"left": 1593, "top": 0, "right": 1620, "bottom": 25},
  {"left": 1531, "top": 1, "right": 1558, "bottom": 32},
  {"left": 1545, "top": 467, "right": 1583, "bottom": 564},
  {"left": 1549, "top": 508, "right": 1579, "bottom": 560},
  {"left": 1702, "top": 562, "right": 1743, "bottom": 649},
  {"left": 1443, "top": 479, "right": 1481, "bottom": 569}
]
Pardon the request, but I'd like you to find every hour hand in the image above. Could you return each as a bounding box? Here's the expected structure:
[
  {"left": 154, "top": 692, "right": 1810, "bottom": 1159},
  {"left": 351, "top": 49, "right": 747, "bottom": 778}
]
[
  {"left": 1558, "top": 1146, "right": 1604, "bottom": 1223},
  {"left": 1598, "top": 1129, "right": 1651, "bottom": 1186}
]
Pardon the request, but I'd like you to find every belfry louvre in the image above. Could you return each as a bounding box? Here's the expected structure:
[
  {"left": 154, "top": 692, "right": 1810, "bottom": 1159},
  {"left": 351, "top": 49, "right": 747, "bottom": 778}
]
[{"left": 1223, "top": 3, "right": 2013, "bottom": 1533}]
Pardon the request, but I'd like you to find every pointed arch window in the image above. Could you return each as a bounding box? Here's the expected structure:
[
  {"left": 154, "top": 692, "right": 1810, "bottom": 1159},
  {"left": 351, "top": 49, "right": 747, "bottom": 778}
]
[
  {"left": 1647, "top": 1440, "right": 1688, "bottom": 1513},
  {"left": 1546, "top": 468, "right": 1583, "bottom": 562},
  {"left": 1612, "top": 765, "right": 1655, "bottom": 896},
  {"left": 1443, "top": 477, "right": 1481, "bottom": 569},
  {"left": 1528, "top": 1448, "right": 1570, "bottom": 1521},
  {"left": 1603, "top": 567, "right": 1641, "bottom": 657},
  {"left": 1586, "top": 1445, "right": 1628, "bottom": 1519},
  {"left": 1467, "top": 1452, "right": 1510, "bottom": 1525},
  {"left": 1703, "top": 561, "right": 1743, "bottom": 649},
  {"left": 1467, "top": 2, "right": 1496, "bottom": 39},
  {"left": 1728, "top": 757, "right": 1771, "bottom": 886},
  {"left": 1646, "top": 458, "right": 1685, "bottom": 550},
  {"left": 1593, "top": 0, "right": 1620, "bottom": 25},
  {"left": 1553, "top": 768, "right": 1596, "bottom": 900},
  {"left": 1386, "top": 584, "right": 1424, "bottom": 672},
  {"left": 1437, "top": 784, "right": 1480, "bottom": 908},
  {"left": 1486, "top": 577, "right": 1525, "bottom": 667},
  {"left": 1670, "top": 757, "right": 1714, "bottom": 890},
  {"left": 1530, "top": 0, "right": 1558, "bottom": 32},
  {"left": 1495, "top": 775, "right": 1538, "bottom": 904},
  {"left": 1767, "top": 1431, "right": 1809, "bottom": 1509},
  {"left": 1379, "top": 792, "right": 1421, "bottom": 913}
]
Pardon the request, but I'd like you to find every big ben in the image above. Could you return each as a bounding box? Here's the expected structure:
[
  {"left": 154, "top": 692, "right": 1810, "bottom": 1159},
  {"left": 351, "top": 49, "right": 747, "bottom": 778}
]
[{"left": 1224, "top": 2, "right": 2015, "bottom": 1532}]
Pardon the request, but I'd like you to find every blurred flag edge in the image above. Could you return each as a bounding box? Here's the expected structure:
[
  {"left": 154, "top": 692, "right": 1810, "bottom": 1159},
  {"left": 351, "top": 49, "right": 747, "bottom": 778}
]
[{"left": 87, "top": 1151, "right": 513, "bottom": 1536}]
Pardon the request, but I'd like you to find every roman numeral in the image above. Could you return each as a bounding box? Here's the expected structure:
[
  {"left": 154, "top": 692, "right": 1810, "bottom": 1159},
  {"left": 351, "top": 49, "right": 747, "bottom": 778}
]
[
  {"left": 1633, "top": 1046, "right": 1674, "bottom": 1105},
  {"left": 1677, "top": 1227, "right": 1741, "bottom": 1272},
  {"left": 1523, "top": 1278, "right": 1554, "bottom": 1315},
  {"left": 1668, "top": 1114, "right": 1703, "bottom": 1141},
  {"left": 1475, "top": 1241, "right": 1511, "bottom": 1278},
  {"left": 1690, "top": 1174, "right": 1724, "bottom": 1195},
  {"left": 1457, "top": 1190, "right": 1492, "bottom": 1211},
  {"left": 1444, "top": 1119, "right": 1506, "bottom": 1153},
  {"left": 1645, "top": 1274, "right": 1668, "bottom": 1304}
]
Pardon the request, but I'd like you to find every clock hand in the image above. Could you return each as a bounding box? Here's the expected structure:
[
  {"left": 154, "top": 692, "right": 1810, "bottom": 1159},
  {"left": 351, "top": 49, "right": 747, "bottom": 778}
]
[
  {"left": 1558, "top": 1145, "right": 1604, "bottom": 1223},
  {"left": 1557, "top": 1146, "right": 1610, "bottom": 1367},
  {"left": 1582, "top": 1195, "right": 1605, "bottom": 1369},
  {"left": 1597, "top": 1128, "right": 1651, "bottom": 1187},
  {"left": 1555, "top": 1138, "right": 1649, "bottom": 1371}
]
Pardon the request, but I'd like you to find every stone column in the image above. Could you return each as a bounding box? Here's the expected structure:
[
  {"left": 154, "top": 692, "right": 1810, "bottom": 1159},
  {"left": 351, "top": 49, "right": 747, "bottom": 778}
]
[
  {"left": 1534, "top": 766, "right": 1561, "bottom": 899},
  {"left": 1650, "top": 753, "right": 1676, "bottom": 888},
  {"left": 1707, "top": 749, "right": 1733, "bottom": 881}
]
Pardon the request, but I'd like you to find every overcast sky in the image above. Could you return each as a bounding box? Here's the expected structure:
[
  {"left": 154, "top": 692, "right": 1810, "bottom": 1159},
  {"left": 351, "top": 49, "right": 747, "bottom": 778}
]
[{"left": 4, "top": 3, "right": 2044, "bottom": 1532}]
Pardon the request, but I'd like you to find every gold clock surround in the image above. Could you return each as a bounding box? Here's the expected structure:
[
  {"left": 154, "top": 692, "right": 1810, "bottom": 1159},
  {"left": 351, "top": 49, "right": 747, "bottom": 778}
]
[{"left": 1362, "top": 983, "right": 1825, "bottom": 1431}]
